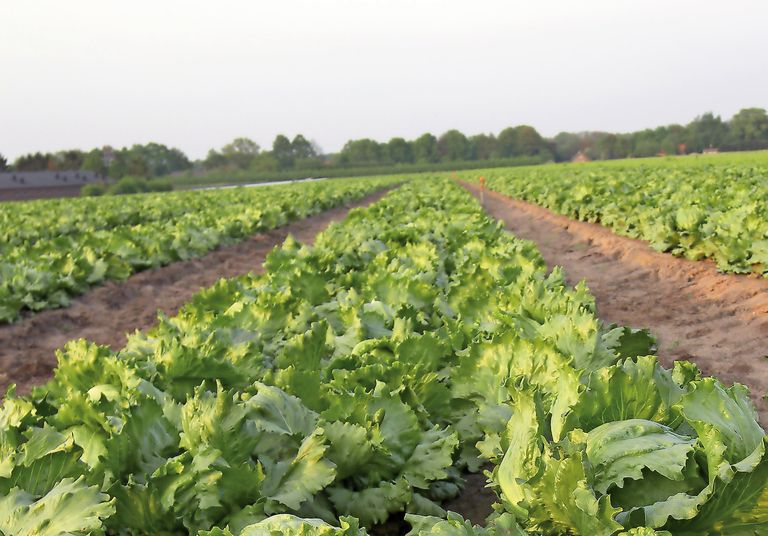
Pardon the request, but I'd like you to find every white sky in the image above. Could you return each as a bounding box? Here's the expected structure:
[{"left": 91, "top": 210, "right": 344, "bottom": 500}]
[{"left": 1, "top": 0, "right": 766, "bottom": 160}]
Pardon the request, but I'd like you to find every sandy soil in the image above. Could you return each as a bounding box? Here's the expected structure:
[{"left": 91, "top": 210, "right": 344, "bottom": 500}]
[
  {"left": 464, "top": 182, "right": 768, "bottom": 424},
  {"left": 0, "top": 188, "right": 394, "bottom": 396}
]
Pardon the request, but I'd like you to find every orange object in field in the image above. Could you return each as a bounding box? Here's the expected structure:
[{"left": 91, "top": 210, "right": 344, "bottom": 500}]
[{"left": 479, "top": 176, "right": 485, "bottom": 188}]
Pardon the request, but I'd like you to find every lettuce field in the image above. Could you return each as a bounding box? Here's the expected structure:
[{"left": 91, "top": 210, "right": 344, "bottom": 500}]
[
  {"left": 0, "top": 162, "right": 767, "bottom": 536},
  {"left": 463, "top": 154, "right": 768, "bottom": 276},
  {"left": 0, "top": 177, "right": 396, "bottom": 323}
]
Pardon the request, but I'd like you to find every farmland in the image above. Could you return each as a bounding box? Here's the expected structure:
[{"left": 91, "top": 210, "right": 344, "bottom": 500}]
[
  {"left": 0, "top": 156, "right": 767, "bottom": 535},
  {"left": 0, "top": 177, "right": 397, "bottom": 323},
  {"left": 462, "top": 152, "right": 768, "bottom": 276}
]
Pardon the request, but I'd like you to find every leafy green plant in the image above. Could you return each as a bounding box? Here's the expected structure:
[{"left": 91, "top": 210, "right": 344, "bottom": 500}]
[
  {"left": 0, "top": 177, "right": 397, "bottom": 322},
  {"left": 467, "top": 159, "right": 768, "bottom": 276},
  {"left": 0, "top": 179, "right": 764, "bottom": 535}
]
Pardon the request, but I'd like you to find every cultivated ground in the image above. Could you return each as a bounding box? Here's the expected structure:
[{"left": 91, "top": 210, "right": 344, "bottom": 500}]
[
  {"left": 0, "top": 188, "right": 393, "bottom": 396},
  {"left": 464, "top": 182, "right": 768, "bottom": 424},
  {"left": 1, "top": 181, "right": 766, "bottom": 529}
]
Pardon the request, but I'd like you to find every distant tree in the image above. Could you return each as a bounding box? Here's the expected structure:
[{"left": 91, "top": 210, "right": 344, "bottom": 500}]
[
  {"left": 14, "top": 152, "right": 51, "bottom": 171},
  {"left": 469, "top": 133, "right": 497, "bottom": 160},
  {"left": 552, "top": 132, "right": 582, "bottom": 162},
  {"left": 203, "top": 149, "right": 227, "bottom": 170},
  {"left": 291, "top": 134, "right": 316, "bottom": 160},
  {"left": 412, "top": 133, "right": 439, "bottom": 163},
  {"left": 289, "top": 135, "right": 322, "bottom": 170},
  {"left": 498, "top": 126, "right": 546, "bottom": 157},
  {"left": 126, "top": 152, "right": 149, "bottom": 177},
  {"left": 81, "top": 149, "right": 107, "bottom": 176},
  {"left": 656, "top": 125, "right": 686, "bottom": 155},
  {"left": 686, "top": 112, "right": 728, "bottom": 152},
  {"left": 272, "top": 134, "right": 294, "bottom": 169},
  {"left": 221, "top": 137, "right": 260, "bottom": 169},
  {"left": 51, "top": 149, "right": 85, "bottom": 170},
  {"left": 727, "top": 108, "right": 768, "bottom": 150},
  {"left": 386, "top": 137, "right": 413, "bottom": 164},
  {"left": 108, "top": 156, "right": 127, "bottom": 179},
  {"left": 496, "top": 127, "right": 517, "bottom": 157},
  {"left": 0, "top": 153, "right": 7, "bottom": 171},
  {"left": 134, "top": 143, "right": 191, "bottom": 176},
  {"left": 338, "top": 138, "right": 385, "bottom": 166},
  {"left": 592, "top": 134, "right": 620, "bottom": 160},
  {"left": 437, "top": 130, "right": 471, "bottom": 161},
  {"left": 629, "top": 129, "right": 661, "bottom": 157},
  {"left": 517, "top": 126, "right": 550, "bottom": 157},
  {"left": 249, "top": 152, "right": 280, "bottom": 172}
]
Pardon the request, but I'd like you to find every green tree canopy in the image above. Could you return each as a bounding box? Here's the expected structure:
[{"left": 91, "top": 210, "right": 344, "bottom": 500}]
[
  {"left": 221, "top": 138, "right": 260, "bottom": 169},
  {"left": 14, "top": 152, "right": 51, "bottom": 171},
  {"left": 81, "top": 149, "right": 106, "bottom": 176},
  {"left": 386, "top": 137, "right": 413, "bottom": 164},
  {"left": 594, "top": 133, "right": 629, "bottom": 160},
  {"left": 272, "top": 134, "right": 294, "bottom": 169},
  {"left": 727, "top": 108, "right": 768, "bottom": 150},
  {"left": 412, "top": 133, "right": 438, "bottom": 163},
  {"left": 130, "top": 143, "right": 192, "bottom": 176},
  {"left": 552, "top": 132, "right": 583, "bottom": 162},
  {"left": 249, "top": 152, "right": 280, "bottom": 172},
  {"left": 50, "top": 150, "right": 85, "bottom": 170},
  {"left": 203, "top": 149, "right": 227, "bottom": 170},
  {"left": 686, "top": 112, "right": 728, "bottom": 152},
  {"left": 338, "top": 138, "right": 385, "bottom": 166},
  {"left": 437, "top": 130, "right": 471, "bottom": 161},
  {"left": 291, "top": 135, "right": 316, "bottom": 160},
  {"left": 498, "top": 125, "right": 550, "bottom": 158},
  {"left": 107, "top": 156, "right": 127, "bottom": 179},
  {"left": 469, "top": 133, "right": 497, "bottom": 160}
]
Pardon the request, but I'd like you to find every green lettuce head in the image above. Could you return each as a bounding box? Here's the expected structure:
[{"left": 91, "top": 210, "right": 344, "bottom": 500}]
[{"left": 494, "top": 356, "right": 768, "bottom": 535}]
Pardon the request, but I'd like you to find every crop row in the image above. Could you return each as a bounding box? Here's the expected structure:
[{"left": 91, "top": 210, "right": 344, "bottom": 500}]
[
  {"left": 0, "top": 178, "right": 397, "bottom": 323},
  {"left": 464, "top": 161, "right": 768, "bottom": 276},
  {"left": 0, "top": 180, "right": 765, "bottom": 535}
]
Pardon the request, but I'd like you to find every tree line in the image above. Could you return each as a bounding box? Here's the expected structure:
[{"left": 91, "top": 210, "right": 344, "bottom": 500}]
[{"left": 1, "top": 107, "right": 767, "bottom": 178}]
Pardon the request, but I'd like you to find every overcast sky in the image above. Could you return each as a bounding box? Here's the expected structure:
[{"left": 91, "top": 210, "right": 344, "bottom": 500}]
[{"left": 1, "top": 0, "right": 766, "bottom": 160}]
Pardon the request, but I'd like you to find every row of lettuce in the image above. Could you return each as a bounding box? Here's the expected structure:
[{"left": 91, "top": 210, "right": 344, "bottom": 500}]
[
  {"left": 1, "top": 180, "right": 766, "bottom": 535},
  {"left": 461, "top": 160, "right": 768, "bottom": 276},
  {"left": 0, "top": 177, "right": 397, "bottom": 323}
]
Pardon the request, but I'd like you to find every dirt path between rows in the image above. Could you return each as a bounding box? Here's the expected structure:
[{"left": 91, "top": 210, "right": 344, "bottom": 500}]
[
  {"left": 0, "top": 188, "right": 395, "bottom": 397},
  {"left": 464, "top": 182, "right": 768, "bottom": 424}
]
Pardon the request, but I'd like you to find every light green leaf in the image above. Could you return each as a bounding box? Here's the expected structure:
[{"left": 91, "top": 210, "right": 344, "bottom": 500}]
[{"left": 0, "top": 477, "right": 115, "bottom": 536}]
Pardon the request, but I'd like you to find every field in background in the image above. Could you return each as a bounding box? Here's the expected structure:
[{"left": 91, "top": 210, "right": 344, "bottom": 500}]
[{"left": 0, "top": 151, "right": 767, "bottom": 535}]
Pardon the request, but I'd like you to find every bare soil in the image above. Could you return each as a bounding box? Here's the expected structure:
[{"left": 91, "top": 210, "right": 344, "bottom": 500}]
[
  {"left": 444, "top": 470, "right": 496, "bottom": 524},
  {"left": 0, "top": 188, "right": 394, "bottom": 396},
  {"left": 464, "top": 182, "right": 768, "bottom": 424}
]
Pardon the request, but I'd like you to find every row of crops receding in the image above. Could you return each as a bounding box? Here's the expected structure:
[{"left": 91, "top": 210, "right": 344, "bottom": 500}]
[
  {"left": 0, "top": 177, "right": 398, "bottom": 323},
  {"left": 461, "top": 158, "right": 768, "bottom": 276},
  {"left": 0, "top": 179, "right": 765, "bottom": 535}
]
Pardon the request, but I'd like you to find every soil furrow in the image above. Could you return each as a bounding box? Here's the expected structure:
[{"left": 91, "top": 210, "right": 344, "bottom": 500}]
[
  {"left": 464, "top": 181, "right": 768, "bottom": 423},
  {"left": 0, "top": 187, "right": 396, "bottom": 396}
]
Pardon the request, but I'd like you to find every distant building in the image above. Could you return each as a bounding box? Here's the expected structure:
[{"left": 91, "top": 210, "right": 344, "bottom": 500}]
[
  {"left": 0, "top": 170, "right": 103, "bottom": 190},
  {"left": 571, "top": 150, "right": 590, "bottom": 163},
  {"left": 0, "top": 170, "right": 104, "bottom": 200}
]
